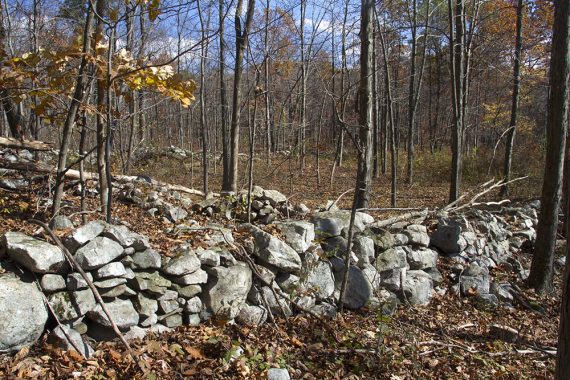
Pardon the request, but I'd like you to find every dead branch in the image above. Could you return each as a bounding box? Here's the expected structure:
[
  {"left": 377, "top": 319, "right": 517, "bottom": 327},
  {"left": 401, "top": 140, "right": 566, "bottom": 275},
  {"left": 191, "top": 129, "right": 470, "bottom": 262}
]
[
  {"left": 371, "top": 210, "right": 429, "bottom": 228},
  {"left": 0, "top": 137, "right": 52, "bottom": 151}
]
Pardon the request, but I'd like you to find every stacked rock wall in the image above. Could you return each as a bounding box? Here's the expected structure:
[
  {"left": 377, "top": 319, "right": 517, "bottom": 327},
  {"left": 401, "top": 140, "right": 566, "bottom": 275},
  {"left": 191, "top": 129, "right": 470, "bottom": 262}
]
[{"left": 0, "top": 199, "right": 542, "bottom": 356}]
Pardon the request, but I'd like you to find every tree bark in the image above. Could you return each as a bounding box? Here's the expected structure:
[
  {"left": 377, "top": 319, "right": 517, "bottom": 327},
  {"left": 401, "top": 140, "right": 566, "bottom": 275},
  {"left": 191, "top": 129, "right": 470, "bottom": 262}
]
[
  {"left": 500, "top": 0, "right": 524, "bottom": 197},
  {"left": 226, "top": 0, "right": 255, "bottom": 192},
  {"left": 529, "top": 0, "right": 570, "bottom": 296}
]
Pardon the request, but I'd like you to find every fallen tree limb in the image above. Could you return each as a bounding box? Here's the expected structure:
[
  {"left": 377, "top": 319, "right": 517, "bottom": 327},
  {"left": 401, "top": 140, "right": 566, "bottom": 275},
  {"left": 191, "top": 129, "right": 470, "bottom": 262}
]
[
  {"left": 371, "top": 210, "right": 429, "bottom": 228},
  {"left": 0, "top": 159, "right": 208, "bottom": 197},
  {"left": 0, "top": 137, "right": 52, "bottom": 151}
]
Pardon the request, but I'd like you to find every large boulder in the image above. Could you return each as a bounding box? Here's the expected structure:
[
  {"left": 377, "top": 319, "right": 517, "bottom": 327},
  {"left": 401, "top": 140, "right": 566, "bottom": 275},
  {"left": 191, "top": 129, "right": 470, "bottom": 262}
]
[
  {"left": 274, "top": 220, "right": 315, "bottom": 253},
  {"left": 430, "top": 219, "right": 467, "bottom": 254},
  {"left": 459, "top": 263, "right": 490, "bottom": 295},
  {"left": 203, "top": 265, "right": 252, "bottom": 319},
  {"left": 262, "top": 189, "right": 288, "bottom": 205},
  {"left": 400, "top": 270, "right": 433, "bottom": 305},
  {"left": 300, "top": 251, "right": 335, "bottom": 299},
  {"left": 332, "top": 264, "right": 373, "bottom": 310},
  {"left": 403, "top": 225, "right": 430, "bottom": 247},
  {"left": 2, "top": 232, "right": 66, "bottom": 274},
  {"left": 312, "top": 210, "right": 374, "bottom": 237},
  {"left": 74, "top": 237, "right": 124, "bottom": 270},
  {"left": 247, "top": 225, "right": 302, "bottom": 273},
  {"left": 406, "top": 248, "right": 438, "bottom": 270},
  {"left": 162, "top": 251, "right": 201, "bottom": 276},
  {"left": 0, "top": 274, "right": 48, "bottom": 352}
]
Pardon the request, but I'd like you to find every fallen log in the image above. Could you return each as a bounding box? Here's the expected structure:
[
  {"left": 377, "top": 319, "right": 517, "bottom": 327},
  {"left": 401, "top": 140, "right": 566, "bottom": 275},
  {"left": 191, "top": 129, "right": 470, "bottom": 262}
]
[
  {"left": 0, "top": 159, "right": 207, "bottom": 197},
  {"left": 0, "top": 137, "right": 52, "bottom": 151}
]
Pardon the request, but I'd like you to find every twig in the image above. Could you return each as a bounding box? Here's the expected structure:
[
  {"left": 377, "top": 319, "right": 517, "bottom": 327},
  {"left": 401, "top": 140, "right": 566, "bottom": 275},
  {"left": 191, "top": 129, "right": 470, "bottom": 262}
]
[{"left": 327, "top": 188, "right": 353, "bottom": 211}]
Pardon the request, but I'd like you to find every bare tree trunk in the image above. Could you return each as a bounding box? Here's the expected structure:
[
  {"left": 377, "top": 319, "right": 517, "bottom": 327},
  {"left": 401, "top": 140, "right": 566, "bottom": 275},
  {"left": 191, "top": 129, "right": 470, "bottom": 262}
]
[
  {"left": 299, "top": 0, "right": 307, "bottom": 170},
  {"left": 198, "top": 0, "right": 211, "bottom": 196},
  {"left": 227, "top": 0, "right": 256, "bottom": 192},
  {"left": 448, "top": 0, "right": 465, "bottom": 202},
  {"left": 529, "top": 0, "right": 570, "bottom": 296},
  {"left": 500, "top": 0, "right": 524, "bottom": 197},
  {"left": 219, "top": 0, "right": 231, "bottom": 191},
  {"left": 406, "top": 0, "right": 418, "bottom": 185},
  {"left": 354, "top": 0, "right": 374, "bottom": 209},
  {"left": 379, "top": 26, "right": 397, "bottom": 207},
  {"left": 52, "top": 2, "right": 95, "bottom": 215},
  {"left": 264, "top": 0, "right": 272, "bottom": 164}
]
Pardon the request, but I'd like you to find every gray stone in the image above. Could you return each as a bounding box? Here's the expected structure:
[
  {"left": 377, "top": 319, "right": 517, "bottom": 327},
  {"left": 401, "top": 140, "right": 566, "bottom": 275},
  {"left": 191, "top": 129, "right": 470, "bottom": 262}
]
[
  {"left": 276, "top": 273, "right": 300, "bottom": 293},
  {"left": 262, "top": 189, "right": 287, "bottom": 205},
  {"left": 184, "top": 297, "right": 202, "bottom": 314},
  {"left": 49, "top": 289, "right": 96, "bottom": 321},
  {"left": 0, "top": 274, "right": 48, "bottom": 352},
  {"left": 267, "top": 368, "right": 290, "bottom": 380},
  {"left": 94, "top": 277, "right": 127, "bottom": 289},
  {"left": 100, "top": 285, "right": 133, "bottom": 298},
  {"left": 312, "top": 210, "right": 374, "bottom": 237},
  {"left": 364, "top": 228, "right": 396, "bottom": 252},
  {"left": 322, "top": 236, "right": 348, "bottom": 256},
  {"left": 140, "top": 314, "right": 158, "bottom": 327},
  {"left": 184, "top": 313, "right": 201, "bottom": 326},
  {"left": 159, "top": 299, "right": 179, "bottom": 314},
  {"left": 134, "top": 294, "right": 158, "bottom": 317},
  {"left": 430, "top": 219, "right": 467, "bottom": 254},
  {"left": 162, "top": 251, "right": 201, "bottom": 276},
  {"left": 49, "top": 325, "right": 94, "bottom": 358},
  {"left": 404, "top": 225, "right": 430, "bottom": 247},
  {"left": 65, "top": 220, "right": 107, "bottom": 252},
  {"left": 195, "top": 248, "right": 221, "bottom": 267},
  {"left": 204, "top": 265, "right": 252, "bottom": 319},
  {"left": 175, "top": 284, "right": 202, "bottom": 298},
  {"left": 94, "top": 262, "right": 127, "bottom": 279},
  {"left": 132, "top": 249, "right": 161, "bottom": 270},
  {"left": 301, "top": 252, "right": 335, "bottom": 299},
  {"left": 236, "top": 304, "right": 267, "bottom": 326},
  {"left": 375, "top": 247, "right": 408, "bottom": 272},
  {"left": 170, "top": 268, "right": 208, "bottom": 285},
  {"left": 309, "top": 302, "right": 337, "bottom": 319},
  {"left": 3, "top": 232, "right": 66, "bottom": 274},
  {"left": 49, "top": 215, "right": 74, "bottom": 230},
  {"left": 400, "top": 270, "right": 433, "bottom": 305},
  {"left": 295, "top": 203, "right": 310, "bottom": 215},
  {"left": 0, "top": 178, "right": 28, "bottom": 190},
  {"left": 490, "top": 282, "right": 514, "bottom": 303},
  {"left": 124, "top": 326, "right": 147, "bottom": 341},
  {"left": 87, "top": 298, "right": 139, "bottom": 329},
  {"left": 247, "top": 225, "right": 302, "bottom": 273},
  {"left": 406, "top": 248, "right": 438, "bottom": 270},
  {"left": 67, "top": 272, "right": 93, "bottom": 291},
  {"left": 361, "top": 263, "right": 382, "bottom": 289},
  {"left": 353, "top": 235, "right": 375, "bottom": 266},
  {"left": 460, "top": 263, "right": 490, "bottom": 295},
  {"left": 102, "top": 225, "right": 136, "bottom": 247},
  {"left": 132, "top": 271, "right": 171, "bottom": 295},
  {"left": 41, "top": 274, "right": 66, "bottom": 292},
  {"left": 333, "top": 266, "right": 373, "bottom": 310},
  {"left": 163, "top": 204, "right": 188, "bottom": 223},
  {"left": 393, "top": 233, "right": 409, "bottom": 246},
  {"left": 423, "top": 267, "right": 444, "bottom": 285},
  {"left": 149, "top": 323, "right": 172, "bottom": 334},
  {"left": 157, "top": 290, "right": 179, "bottom": 301},
  {"left": 248, "top": 286, "right": 292, "bottom": 317},
  {"left": 74, "top": 237, "right": 124, "bottom": 270},
  {"left": 162, "top": 314, "right": 183, "bottom": 328},
  {"left": 274, "top": 220, "right": 315, "bottom": 253}
]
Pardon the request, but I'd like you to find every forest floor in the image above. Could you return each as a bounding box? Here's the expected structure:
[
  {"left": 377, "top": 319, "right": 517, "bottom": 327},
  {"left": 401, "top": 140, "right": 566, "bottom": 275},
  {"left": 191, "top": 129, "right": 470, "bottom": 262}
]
[{"left": 0, "top": 151, "right": 560, "bottom": 379}]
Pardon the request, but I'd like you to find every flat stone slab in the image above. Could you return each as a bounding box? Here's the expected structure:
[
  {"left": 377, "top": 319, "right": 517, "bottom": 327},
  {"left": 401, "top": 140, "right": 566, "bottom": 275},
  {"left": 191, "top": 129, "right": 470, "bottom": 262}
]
[{"left": 3, "top": 232, "right": 66, "bottom": 274}]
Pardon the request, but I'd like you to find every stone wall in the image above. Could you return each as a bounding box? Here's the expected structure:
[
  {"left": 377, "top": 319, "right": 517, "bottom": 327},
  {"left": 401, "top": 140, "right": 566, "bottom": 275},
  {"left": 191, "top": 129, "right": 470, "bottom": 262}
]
[{"left": 0, "top": 198, "right": 542, "bottom": 357}]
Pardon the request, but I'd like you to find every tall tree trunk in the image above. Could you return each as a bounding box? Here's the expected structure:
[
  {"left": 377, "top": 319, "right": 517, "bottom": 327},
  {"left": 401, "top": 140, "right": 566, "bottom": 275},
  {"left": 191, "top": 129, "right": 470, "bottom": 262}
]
[
  {"left": 264, "top": 0, "right": 272, "bottom": 164},
  {"left": 198, "top": 0, "right": 211, "bottom": 196},
  {"left": 96, "top": 0, "right": 109, "bottom": 217},
  {"left": 299, "top": 0, "right": 307, "bottom": 170},
  {"left": 219, "top": 0, "right": 231, "bottom": 191},
  {"left": 500, "top": 0, "right": 524, "bottom": 197},
  {"left": 554, "top": 0, "right": 570, "bottom": 375},
  {"left": 529, "top": 0, "right": 570, "bottom": 296},
  {"left": 448, "top": 0, "right": 465, "bottom": 202},
  {"left": 226, "top": 0, "right": 255, "bottom": 192},
  {"left": 406, "top": 0, "right": 418, "bottom": 185},
  {"left": 52, "top": 2, "right": 95, "bottom": 215}
]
